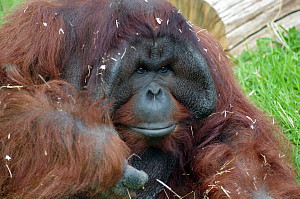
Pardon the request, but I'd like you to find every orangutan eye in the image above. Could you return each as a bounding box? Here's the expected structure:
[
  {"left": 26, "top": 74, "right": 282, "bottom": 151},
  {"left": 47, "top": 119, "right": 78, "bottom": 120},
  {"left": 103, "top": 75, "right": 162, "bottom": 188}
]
[
  {"left": 136, "top": 67, "right": 147, "bottom": 74},
  {"left": 159, "top": 66, "right": 169, "bottom": 73}
]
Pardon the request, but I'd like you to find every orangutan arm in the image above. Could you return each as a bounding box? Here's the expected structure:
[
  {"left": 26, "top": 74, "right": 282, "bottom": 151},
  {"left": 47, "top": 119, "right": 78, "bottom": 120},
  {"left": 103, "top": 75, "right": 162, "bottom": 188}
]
[{"left": 0, "top": 82, "right": 147, "bottom": 198}]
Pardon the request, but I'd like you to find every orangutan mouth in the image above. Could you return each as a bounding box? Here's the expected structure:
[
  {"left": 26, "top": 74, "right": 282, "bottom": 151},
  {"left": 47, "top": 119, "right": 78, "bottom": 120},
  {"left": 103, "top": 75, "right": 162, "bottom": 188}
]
[{"left": 129, "top": 124, "right": 176, "bottom": 137}]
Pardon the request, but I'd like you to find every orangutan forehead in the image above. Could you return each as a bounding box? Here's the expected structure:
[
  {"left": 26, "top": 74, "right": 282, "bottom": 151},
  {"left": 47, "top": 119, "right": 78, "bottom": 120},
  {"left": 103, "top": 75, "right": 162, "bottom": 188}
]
[
  {"left": 109, "top": 0, "right": 178, "bottom": 29},
  {"left": 111, "top": 0, "right": 173, "bottom": 10}
]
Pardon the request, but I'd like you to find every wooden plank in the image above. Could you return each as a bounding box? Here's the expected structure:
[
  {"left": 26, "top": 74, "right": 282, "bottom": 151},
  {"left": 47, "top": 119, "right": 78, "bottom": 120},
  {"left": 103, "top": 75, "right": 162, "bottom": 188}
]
[
  {"left": 230, "top": 11, "right": 300, "bottom": 55},
  {"left": 204, "top": 0, "right": 300, "bottom": 49},
  {"left": 169, "top": 0, "right": 299, "bottom": 55}
]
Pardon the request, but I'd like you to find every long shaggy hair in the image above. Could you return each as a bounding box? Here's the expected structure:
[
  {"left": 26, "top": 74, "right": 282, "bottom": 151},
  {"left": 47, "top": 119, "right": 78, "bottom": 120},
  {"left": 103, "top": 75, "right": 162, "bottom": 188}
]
[{"left": 0, "top": 0, "right": 299, "bottom": 198}]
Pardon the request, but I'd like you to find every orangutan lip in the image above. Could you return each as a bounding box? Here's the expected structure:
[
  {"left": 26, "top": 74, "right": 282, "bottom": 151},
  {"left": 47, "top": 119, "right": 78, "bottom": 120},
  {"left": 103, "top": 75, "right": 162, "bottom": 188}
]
[{"left": 130, "top": 124, "right": 176, "bottom": 137}]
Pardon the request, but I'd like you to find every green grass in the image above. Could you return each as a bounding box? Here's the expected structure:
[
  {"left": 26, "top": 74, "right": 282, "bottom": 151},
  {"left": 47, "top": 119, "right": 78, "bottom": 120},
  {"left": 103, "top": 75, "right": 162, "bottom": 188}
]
[
  {"left": 233, "top": 27, "right": 300, "bottom": 176},
  {"left": 0, "top": 0, "right": 24, "bottom": 24}
]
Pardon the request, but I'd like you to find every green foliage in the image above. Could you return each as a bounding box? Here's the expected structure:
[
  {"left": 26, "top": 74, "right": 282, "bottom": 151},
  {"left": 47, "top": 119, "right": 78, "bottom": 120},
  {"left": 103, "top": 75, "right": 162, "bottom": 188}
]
[
  {"left": 234, "top": 27, "right": 300, "bottom": 175},
  {"left": 0, "top": 0, "right": 24, "bottom": 24}
]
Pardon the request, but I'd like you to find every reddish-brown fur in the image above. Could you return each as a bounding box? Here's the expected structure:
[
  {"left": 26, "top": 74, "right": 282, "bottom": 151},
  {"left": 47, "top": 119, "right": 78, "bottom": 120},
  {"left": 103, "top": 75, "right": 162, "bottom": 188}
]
[
  {"left": 0, "top": 0, "right": 299, "bottom": 198},
  {"left": 0, "top": 81, "right": 130, "bottom": 198}
]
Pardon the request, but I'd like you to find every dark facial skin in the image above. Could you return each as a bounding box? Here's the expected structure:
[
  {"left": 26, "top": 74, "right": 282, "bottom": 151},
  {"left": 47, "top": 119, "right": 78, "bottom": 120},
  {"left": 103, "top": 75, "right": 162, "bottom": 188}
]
[{"left": 88, "top": 36, "right": 216, "bottom": 138}]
